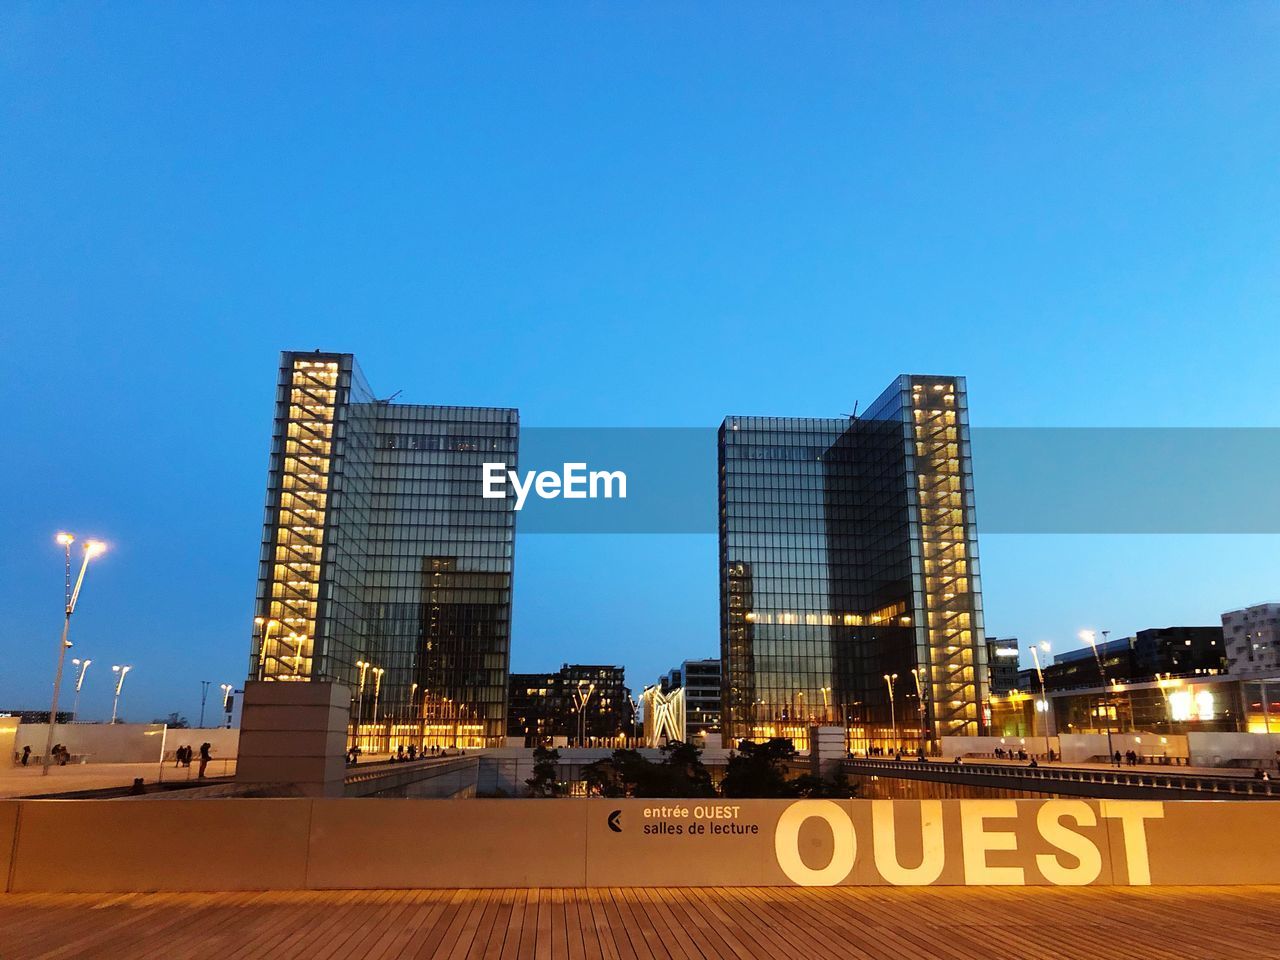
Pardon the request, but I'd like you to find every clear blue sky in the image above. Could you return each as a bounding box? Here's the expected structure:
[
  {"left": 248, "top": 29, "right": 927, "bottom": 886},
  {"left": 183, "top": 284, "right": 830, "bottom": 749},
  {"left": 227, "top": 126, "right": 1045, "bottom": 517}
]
[{"left": 2, "top": 5, "right": 1277, "bottom": 724}]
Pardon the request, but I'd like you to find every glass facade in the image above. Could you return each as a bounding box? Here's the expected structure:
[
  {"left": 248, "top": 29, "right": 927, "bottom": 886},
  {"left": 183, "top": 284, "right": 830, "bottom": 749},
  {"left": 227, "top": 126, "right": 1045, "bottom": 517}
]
[
  {"left": 251, "top": 351, "right": 517, "bottom": 750},
  {"left": 718, "top": 375, "right": 987, "bottom": 751}
]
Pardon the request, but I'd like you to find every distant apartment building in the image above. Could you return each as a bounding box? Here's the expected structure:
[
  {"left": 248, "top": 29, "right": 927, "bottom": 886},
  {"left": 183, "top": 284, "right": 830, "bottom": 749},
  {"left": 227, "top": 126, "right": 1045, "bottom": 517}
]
[
  {"left": 507, "top": 664, "right": 631, "bottom": 745},
  {"left": 659, "top": 659, "right": 722, "bottom": 740},
  {"left": 986, "top": 638, "right": 1021, "bottom": 695},
  {"left": 1042, "top": 627, "right": 1225, "bottom": 691},
  {"left": 1222, "top": 604, "right": 1280, "bottom": 679}
]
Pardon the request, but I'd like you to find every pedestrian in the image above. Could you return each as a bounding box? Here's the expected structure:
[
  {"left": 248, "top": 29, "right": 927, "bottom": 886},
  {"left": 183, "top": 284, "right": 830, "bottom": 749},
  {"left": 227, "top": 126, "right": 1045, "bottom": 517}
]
[
  {"left": 407, "top": 744, "right": 417, "bottom": 761},
  {"left": 198, "top": 742, "right": 211, "bottom": 779},
  {"left": 20, "top": 745, "right": 30, "bottom": 766},
  {"left": 1113, "top": 750, "right": 1122, "bottom": 766}
]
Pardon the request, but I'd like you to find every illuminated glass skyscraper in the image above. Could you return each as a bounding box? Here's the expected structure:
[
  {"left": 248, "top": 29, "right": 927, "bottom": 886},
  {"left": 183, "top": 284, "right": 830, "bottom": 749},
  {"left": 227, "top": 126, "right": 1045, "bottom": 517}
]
[
  {"left": 718, "top": 375, "right": 987, "bottom": 752},
  {"left": 250, "top": 351, "right": 517, "bottom": 749}
]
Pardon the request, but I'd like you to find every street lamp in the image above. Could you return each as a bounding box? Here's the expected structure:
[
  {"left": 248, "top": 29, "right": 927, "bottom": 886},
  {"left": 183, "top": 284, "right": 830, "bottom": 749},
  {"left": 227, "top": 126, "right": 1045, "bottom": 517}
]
[
  {"left": 820, "top": 686, "right": 831, "bottom": 723},
  {"left": 354, "top": 660, "right": 370, "bottom": 752},
  {"left": 220, "top": 683, "right": 234, "bottom": 727},
  {"left": 253, "top": 617, "right": 281, "bottom": 680},
  {"left": 910, "top": 667, "right": 927, "bottom": 753},
  {"left": 1156, "top": 672, "right": 1175, "bottom": 730},
  {"left": 1080, "top": 629, "right": 1117, "bottom": 764},
  {"left": 574, "top": 680, "right": 596, "bottom": 746},
  {"left": 110, "top": 664, "right": 132, "bottom": 724},
  {"left": 44, "top": 534, "right": 106, "bottom": 774},
  {"left": 371, "top": 667, "right": 385, "bottom": 754},
  {"left": 883, "top": 673, "right": 899, "bottom": 752},
  {"left": 1029, "top": 642, "right": 1052, "bottom": 760},
  {"left": 70, "top": 660, "right": 92, "bottom": 721}
]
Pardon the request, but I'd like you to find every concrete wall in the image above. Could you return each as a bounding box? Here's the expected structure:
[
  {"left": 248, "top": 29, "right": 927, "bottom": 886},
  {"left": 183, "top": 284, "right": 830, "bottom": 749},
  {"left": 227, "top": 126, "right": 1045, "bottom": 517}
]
[
  {"left": 941, "top": 734, "right": 1195, "bottom": 763},
  {"left": 235, "top": 680, "right": 349, "bottom": 797},
  {"left": 1188, "top": 732, "right": 1280, "bottom": 768},
  {"left": 9, "top": 723, "right": 240, "bottom": 765},
  {"left": 941, "top": 735, "right": 1061, "bottom": 758},
  {"left": 3, "top": 797, "right": 1280, "bottom": 892}
]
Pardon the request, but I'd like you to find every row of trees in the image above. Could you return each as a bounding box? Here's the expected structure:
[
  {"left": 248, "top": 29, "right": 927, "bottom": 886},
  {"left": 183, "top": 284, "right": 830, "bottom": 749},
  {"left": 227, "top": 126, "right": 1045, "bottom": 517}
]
[{"left": 526, "top": 738, "right": 856, "bottom": 799}]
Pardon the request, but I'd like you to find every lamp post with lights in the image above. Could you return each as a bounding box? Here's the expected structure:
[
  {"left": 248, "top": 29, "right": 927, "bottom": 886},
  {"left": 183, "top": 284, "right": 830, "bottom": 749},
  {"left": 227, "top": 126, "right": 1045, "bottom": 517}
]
[
  {"left": 253, "top": 617, "right": 281, "bottom": 680},
  {"left": 353, "top": 660, "right": 370, "bottom": 753},
  {"left": 883, "top": 673, "right": 899, "bottom": 753},
  {"left": 910, "top": 668, "right": 929, "bottom": 753},
  {"left": 220, "top": 683, "right": 234, "bottom": 727},
  {"left": 1029, "top": 642, "right": 1052, "bottom": 760},
  {"left": 110, "top": 664, "right": 132, "bottom": 724},
  {"left": 1080, "top": 629, "right": 1118, "bottom": 763},
  {"left": 70, "top": 658, "right": 91, "bottom": 721},
  {"left": 371, "top": 666, "right": 385, "bottom": 754},
  {"left": 44, "top": 534, "right": 106, "bottom": 774}
]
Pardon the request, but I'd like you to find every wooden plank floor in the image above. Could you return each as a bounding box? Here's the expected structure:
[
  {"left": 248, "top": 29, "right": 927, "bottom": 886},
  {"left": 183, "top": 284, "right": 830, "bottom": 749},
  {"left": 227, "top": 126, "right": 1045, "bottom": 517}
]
[{"left": 3, "top": 887, "right": 1279, "bottom": 960}]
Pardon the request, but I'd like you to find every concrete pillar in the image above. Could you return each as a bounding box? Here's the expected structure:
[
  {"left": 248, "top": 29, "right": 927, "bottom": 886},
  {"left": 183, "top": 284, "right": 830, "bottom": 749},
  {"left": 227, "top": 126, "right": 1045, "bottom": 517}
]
[
  {"left": 236, "top": 681, "right": 350, "bottom": 797},
  {"left": 809, "top": 725, "right": 846, "bottom": 778}
]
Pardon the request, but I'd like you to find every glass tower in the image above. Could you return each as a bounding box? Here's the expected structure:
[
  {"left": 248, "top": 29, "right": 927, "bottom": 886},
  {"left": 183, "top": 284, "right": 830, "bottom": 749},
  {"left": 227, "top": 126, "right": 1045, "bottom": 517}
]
[
  {"left": 718, "top": 374, "right": 986, "bottom": 752},
  {"left": 251, "top": 351, "right": 517, "bottom": 750}
]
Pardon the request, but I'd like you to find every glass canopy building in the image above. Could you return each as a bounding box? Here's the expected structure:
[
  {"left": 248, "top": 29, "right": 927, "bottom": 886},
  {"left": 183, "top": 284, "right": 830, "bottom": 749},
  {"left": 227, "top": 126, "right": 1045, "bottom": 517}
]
[
  {"left": 718, "top": 375, "right": 987, "bottom": 752},
  {"left": 250, "top": 351, "right": 517, "bottom": 750}
]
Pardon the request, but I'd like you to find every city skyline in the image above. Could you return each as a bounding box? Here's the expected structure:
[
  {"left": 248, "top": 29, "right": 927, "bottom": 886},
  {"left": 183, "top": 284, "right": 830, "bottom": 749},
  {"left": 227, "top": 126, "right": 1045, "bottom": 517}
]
[
  {"left": 4, "top": 6, "right": 1278, "bottom": 723},
  {"left": 1, "top": 355, "right": 1272, "bottom": 724}
]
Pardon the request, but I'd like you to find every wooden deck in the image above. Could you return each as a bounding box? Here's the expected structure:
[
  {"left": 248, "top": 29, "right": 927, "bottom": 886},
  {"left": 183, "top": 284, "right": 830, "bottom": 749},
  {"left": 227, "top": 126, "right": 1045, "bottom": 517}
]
[{"left": 3, "top": 886, "right": 1278, "bottom": 960}]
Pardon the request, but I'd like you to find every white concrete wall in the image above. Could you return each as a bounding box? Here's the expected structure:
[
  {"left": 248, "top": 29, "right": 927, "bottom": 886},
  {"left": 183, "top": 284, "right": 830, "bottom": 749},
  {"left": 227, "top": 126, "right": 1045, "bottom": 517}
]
[
  {"left": 940, "top": 735, "right": 1060, "bottom": 758},
  {"left": 1188, "top": 732, "right": 1280, "bottom": 768},
  {"left": 1057, "top": 733, "right": 1186, "bottom": 763},
  {"left": 10, "top": 723, "right": 239, "bottom": 765}
]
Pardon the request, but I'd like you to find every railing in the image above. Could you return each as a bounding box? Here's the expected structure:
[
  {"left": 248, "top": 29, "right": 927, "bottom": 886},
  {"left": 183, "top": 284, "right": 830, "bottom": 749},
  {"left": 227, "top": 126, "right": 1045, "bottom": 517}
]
[{"left": 843, "top": 757, "right": 1280, "bottom": 800}]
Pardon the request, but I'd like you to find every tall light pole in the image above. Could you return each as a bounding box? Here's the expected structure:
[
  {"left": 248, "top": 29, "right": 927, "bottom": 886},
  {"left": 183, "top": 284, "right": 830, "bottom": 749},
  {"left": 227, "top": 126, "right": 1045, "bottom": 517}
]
[
  {"left": 910, "top": 667, "right": 927, "bottom": 753},
  {"left": 574, "top": 680, "right": 596, "bottom": 746},
  {"left": 70, "top": 658, "right": 91, "bottom": 721},
  {"left": 1156, "top": 672, "right": 1174, "bottom": 731},
  {"left": 883, "top": 673, "right": 898, "bottom": 752},
  {"left": 1029, "top": 642, "right": 1052, "bottom": 759},
  {"left": 354, "top": 660, "right": 370, "bottom": 752},
  {"left": 110, "top": 664, "right": 132, "bottom": 724},
  {"left": 199, "top": 680, "right": 211, "bottom": 728},
  {"left": 220, "top": 684, "right": 234, "bottom": 728},
  {"left": 1080, "top": 629, "right": 1117, "bottom": 763},
  {"left": 371, "top": 667, "right": 384, "bottom": 754},
  {"left": 253, "top": 617, "right": 281, "bottom": 680},
  {"left": 44, "top": 535, "right": 106, "bottom": 774}
]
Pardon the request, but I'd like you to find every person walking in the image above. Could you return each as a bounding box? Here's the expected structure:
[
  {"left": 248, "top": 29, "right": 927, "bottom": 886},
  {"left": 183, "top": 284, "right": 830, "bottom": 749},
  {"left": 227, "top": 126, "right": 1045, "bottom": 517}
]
[
  {"left": 198, "top": 742, "right": 211, "bottom": 779},
  {"left": 20, "top": 745, "right": 30, "bottom": 766}
]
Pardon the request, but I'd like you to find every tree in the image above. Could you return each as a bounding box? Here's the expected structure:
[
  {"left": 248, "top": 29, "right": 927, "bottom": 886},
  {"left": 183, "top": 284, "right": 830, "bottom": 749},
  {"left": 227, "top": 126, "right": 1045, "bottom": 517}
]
[
  {"left": 579, "top": 744, "right": 715, "bottom": 798},
  {"left": 525, "top": 745, "right": 563, "bottom": 797},
  {"left": 788, "top": 767, "right": 858, "bottom": 799},
  {"left": 582, "top": 755, "right": 627, "bottom": 797},
  {"left": 719, "top": 738, "right": 798, "bottom": 798},
  {"left": 153, "top": 713, "right": 190, "bottom": 729},
  {"left": 654, "top": 740, "right": 715, "bottom": 797}
]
